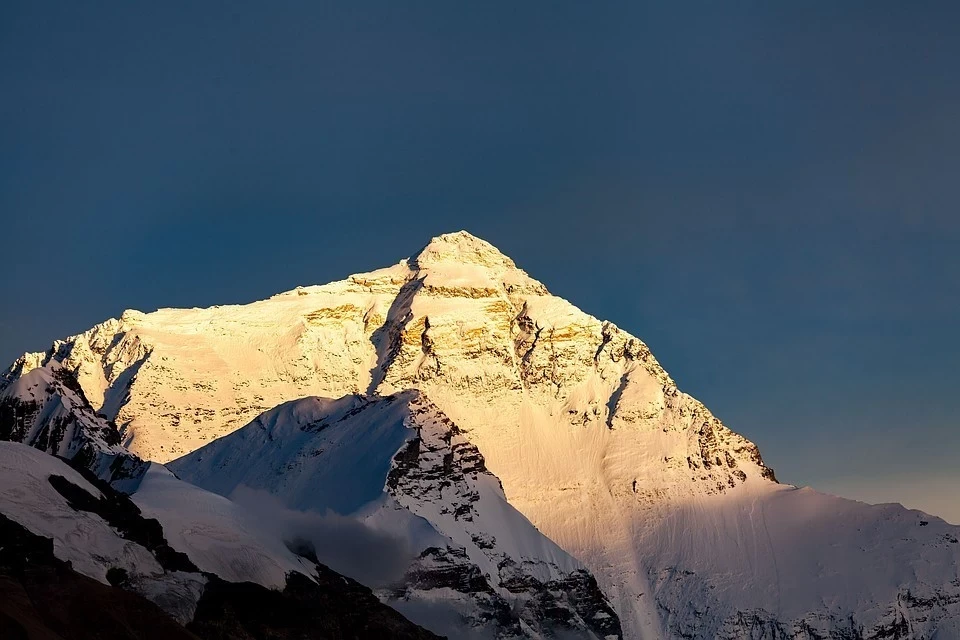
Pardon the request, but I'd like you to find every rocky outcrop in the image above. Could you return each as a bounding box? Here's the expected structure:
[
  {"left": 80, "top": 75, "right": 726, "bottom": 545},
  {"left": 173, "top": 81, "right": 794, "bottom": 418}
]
[
  {"left": 387, "top": 392, "right": 622, "bottom": 639},
  {"left": 187, "top": 569, "right": 442, "bottom": 640},
  {"left": 0, "top": 360, "right": 145, "bottom": 484}
]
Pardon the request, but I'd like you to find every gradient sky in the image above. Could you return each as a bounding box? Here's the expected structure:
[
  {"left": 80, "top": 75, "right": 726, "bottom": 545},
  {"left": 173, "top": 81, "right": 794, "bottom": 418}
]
[{"left": 2, "top": 2, "right": 958, "bottom": 523}]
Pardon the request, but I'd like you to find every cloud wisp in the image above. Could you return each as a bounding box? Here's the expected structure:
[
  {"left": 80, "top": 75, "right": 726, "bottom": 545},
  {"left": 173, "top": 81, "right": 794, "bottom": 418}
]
[{"left": 230, "top": 485, "right": 414, "bottom": 587}]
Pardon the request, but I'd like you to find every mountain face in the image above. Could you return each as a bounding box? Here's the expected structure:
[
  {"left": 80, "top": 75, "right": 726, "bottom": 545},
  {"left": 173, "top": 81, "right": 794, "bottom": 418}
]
[
  {"left": 0, "top": 360, "right": 621, "bottom": 637},
  {"left": 170, "top": 390, "right": 621, "bottom": 640},
  {"left": 0, "top": 360, "right": 145, "bottom": 484},
  {"left": 4, "top": 230, "right": 960, "bottom": 639},
  {"left": 0, "top": 441, "right": 444, "bottom": 640}
]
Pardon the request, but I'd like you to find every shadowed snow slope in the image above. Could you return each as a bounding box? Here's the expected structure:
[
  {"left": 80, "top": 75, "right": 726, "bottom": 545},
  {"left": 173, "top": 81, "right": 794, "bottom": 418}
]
[
  {"left": 0, "top": 442, "right": 206, "bottom": 624},
  {"left": 131, "top": 462, "right": 315, "bottom": 588},
  {"left": 0, "top": 441, "right": 443, "bottom": 639},
  {"left": 6, "top": 231, "right": 960, "bottom": 638},
  {"left": 171, "top": 390, "right": 622, "bottom": 640}
]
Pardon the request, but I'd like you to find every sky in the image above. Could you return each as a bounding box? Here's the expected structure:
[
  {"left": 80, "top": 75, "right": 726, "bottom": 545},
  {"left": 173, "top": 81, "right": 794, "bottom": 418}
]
[{"left": 2, "top": 2, "right": 958, "bottom": 523}]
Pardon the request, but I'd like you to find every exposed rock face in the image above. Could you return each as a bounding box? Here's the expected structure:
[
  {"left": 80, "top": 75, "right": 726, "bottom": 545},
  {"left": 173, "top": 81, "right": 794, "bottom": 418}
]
[
  {"left": 386, "top": 393, "right": 622, "bottom": 639},
  {"left": 0, "top": 361, "right": 145, "bottom": 483},
  {"left": 186, "top": 570, "right": 442, "bottom": 640},
  {"left": 172, "top": 391, "right": 622, "bottom": 639},
  {"left": 7, "top": 231, "right": 960, "bottom": 639}
]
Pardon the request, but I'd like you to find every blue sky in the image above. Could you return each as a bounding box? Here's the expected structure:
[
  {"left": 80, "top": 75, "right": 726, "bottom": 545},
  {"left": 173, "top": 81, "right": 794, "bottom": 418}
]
[{"left": 2, "top": 2, "right": 958, "bottom": 522}]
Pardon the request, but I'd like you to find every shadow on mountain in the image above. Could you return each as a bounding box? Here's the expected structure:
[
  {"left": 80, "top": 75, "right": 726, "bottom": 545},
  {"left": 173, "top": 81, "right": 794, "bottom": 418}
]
[{"left": 0, "top": 512, "right": 201, "bottom": 640}]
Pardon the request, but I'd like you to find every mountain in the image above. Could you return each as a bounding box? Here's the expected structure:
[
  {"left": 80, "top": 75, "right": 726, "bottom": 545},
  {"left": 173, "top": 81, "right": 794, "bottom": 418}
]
[
  {"left": 0, "top": 355, "right": 621, "bottom": 637},
  {"left": 0, "top": 440, "right": 444, "bottom": 639},
  {"left": 170, "top": 390, "right": 621, "bottom": 639},
  {"left": 0, "top": 359, "right": 145, "bottom": 484},
  {"left": 0, "top": 441, "right": 205, "bottom": 626},
  {"left": 4, "top": 230, "right": 960, "bottom": 639}
]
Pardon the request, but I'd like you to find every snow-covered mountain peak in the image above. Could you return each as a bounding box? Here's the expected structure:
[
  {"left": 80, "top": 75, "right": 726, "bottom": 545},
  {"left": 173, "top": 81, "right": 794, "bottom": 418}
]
[
  {"left": 4, "top": 231, "right": 960, "bottom": 639},
  {"left": 404, "top": 230, "right": 550, "bottom": 299},
  {"left": 412, "top": 230, "right": 517, "bottom": 269}
]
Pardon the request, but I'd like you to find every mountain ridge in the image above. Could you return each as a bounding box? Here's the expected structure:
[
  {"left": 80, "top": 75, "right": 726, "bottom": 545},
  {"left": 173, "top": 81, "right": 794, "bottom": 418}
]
[
  {"left": 0, "top": 441, "right": 445, "bottom": 639},
  {"left": 4, "top": 230, "right": 958, "bottom": 639},
  {"left": 170, "top": 389, "right": 622, "bottom": 639}
]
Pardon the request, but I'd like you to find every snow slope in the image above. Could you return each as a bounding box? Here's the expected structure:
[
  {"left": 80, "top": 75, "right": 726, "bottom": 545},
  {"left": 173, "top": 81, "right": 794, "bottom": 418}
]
[
  {"left": 131, "top": 462, "right": 316, "bottom": 588},
  {"left": 639, "top": 484, "right": 960, "bottom": 637},
  {"left": 0, "top": 442, "right": 206, "bottom": 623},
  {"left": 7, "top": 231, "right": 960, "bottom": 638},
  {"left": 171, "top": 390, "right": 621, "bottom": 639},
  {"left": 0, "top": 442, "right": 444, "bottom": 639}
]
